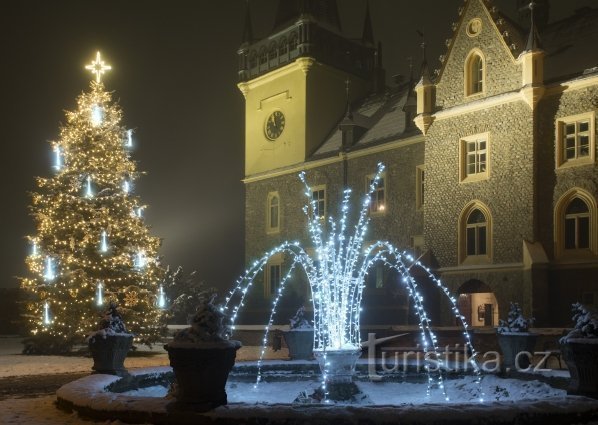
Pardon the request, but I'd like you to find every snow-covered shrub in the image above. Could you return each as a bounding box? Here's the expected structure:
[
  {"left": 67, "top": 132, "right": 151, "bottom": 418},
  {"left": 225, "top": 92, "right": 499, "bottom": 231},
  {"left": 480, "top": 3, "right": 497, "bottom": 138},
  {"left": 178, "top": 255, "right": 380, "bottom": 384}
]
[
  {"left": 560, "top": 303, "right": 598, "bottom": 343},
  {"left": 289, "top": 306, "right": 312, "bottom": 330},
  {"left": 172, "top": 294, "right": 231, "bottom": 343},
  {"left": 87, "top": 302, "right": 131, "bottom": 342},
  {"left": 162, "top": 266, "right": 214, "bottom": 324},
  {"left": 497, "top": 302, "right": 534, "bottom": 333}
]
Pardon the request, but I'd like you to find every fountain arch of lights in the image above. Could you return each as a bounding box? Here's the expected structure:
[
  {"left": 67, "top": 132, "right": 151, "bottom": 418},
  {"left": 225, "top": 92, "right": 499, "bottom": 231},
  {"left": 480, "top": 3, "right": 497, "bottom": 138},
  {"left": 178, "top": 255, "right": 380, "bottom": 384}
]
[{"left": 222, "top": 163, "right": 483, "bottom": 402}]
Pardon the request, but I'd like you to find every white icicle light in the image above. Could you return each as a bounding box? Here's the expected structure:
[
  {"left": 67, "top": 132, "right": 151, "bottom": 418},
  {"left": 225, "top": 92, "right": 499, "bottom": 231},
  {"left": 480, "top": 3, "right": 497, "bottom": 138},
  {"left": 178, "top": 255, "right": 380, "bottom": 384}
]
[
  {"left": 44, "top": 256, "right": 56, "bottom": 281},
  {"left": 85, "top": 175, "right": 94, "bottom": 198},
  {"left": 157, "top": 285, "right": 166, "bottom": 308},
  {"left": 96, "top": 281, "right": 104, "bottom": 306},
  {"left": 135, "top": 250, "right": 146, "bottom": 269},
  {"left": 43, "top": 302, "right": 51, "bottom": 325},
  {"left": 126, "top": 129, "right": 133, "bottom": 148},
  {"left": 100, "top": 230, "right": 108, "bottom": 253},
  {"left": 91, "top": 104, "right": 104, "bottom": 126},
  {"left": 53, "top": 145, "right": 62, "bottom": 171}
]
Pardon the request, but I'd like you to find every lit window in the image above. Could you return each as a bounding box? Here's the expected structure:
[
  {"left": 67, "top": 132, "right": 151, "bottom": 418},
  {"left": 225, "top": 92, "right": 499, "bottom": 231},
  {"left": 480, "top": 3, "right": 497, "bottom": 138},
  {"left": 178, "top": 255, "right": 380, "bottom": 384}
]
[
  {"left": 465, "top": 51, "right": 484, "bottom": 96},
  {"left": 311, "top": 186, "right": 326, "bottom": 220},
  {"left": 416, "top": 165, "right": 425, "bottom": 210},
  {"left": 564, "top": 198, "right": 590, "bottom": 250},
  {"left": 466, "top": 209, "right": 488, "bottom": 256},
  {"left": 267, "top": 192, "right": 280, "bottom": 233},
  {"left": 367, "top": 174, "right": 386, "bottom": 214},
  {"left": 460, "top": 133, "right": 489, "bottom": 182},
  {"left": 556, "top": 112, "right": 595, "bottom": 168}
]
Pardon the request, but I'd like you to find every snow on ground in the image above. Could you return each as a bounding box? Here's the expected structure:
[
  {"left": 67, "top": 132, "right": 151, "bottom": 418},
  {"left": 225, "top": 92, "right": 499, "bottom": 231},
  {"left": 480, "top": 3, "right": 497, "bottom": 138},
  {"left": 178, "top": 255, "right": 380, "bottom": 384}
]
[{"left": 0, "top": 336, "right": 287, "bottom": 378}]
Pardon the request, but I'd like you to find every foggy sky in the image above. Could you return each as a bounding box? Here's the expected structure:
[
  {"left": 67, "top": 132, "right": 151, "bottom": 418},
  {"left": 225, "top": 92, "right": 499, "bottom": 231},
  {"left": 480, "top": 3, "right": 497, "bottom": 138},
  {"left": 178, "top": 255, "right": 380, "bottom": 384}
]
[{"left": 1, "top": 0, "right": 595, "bottom": 293}]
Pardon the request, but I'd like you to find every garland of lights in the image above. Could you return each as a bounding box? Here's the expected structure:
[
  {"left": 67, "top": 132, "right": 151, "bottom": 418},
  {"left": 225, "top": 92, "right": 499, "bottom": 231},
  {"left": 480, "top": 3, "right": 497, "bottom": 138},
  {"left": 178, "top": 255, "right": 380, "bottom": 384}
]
[
  {"left": 21, "top": 52, "right": 166, "bottom": 346},
  {"left": 223, "top": 163, "right": 484, "bottom": 402}
]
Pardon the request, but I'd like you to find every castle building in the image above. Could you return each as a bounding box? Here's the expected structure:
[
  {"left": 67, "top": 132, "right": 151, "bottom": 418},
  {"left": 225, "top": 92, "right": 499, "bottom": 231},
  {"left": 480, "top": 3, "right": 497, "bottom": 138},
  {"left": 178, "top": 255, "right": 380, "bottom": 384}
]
[{"left": 237, "top": 0, "right": 598, "bottom": 327}]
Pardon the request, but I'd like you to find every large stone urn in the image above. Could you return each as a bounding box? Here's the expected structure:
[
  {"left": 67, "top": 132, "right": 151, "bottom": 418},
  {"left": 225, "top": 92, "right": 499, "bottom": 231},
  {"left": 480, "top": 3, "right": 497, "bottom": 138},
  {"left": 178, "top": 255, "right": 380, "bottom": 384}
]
[
  {"left": 165, "top": 340, "right": 241, "bottom": 411},
  {"left": 497, "top": 333, "right": 538, "bottom": 370},
  {"left": 87, "top": 303, "right": 133, "bottom": 376},
  {"left": 561, "top": 341, "right": 598, "bottom": 397},
  {"left": 283, "top": 329, "right": 314, "bottom": 360},
  {"left": 166, "top": 295, "right": 241, "bottom": 412},
  {"left": 313, "top": 348, "right": 362, "bottom": 384},
  {"left": 89, "top": 334, "right": 133, "bottom": 376}
]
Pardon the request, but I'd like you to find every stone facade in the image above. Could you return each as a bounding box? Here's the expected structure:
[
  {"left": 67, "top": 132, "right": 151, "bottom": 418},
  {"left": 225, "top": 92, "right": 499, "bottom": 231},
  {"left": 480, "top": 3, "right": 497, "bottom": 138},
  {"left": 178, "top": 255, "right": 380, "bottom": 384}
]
[{"left": 240, "top": 0, "right": 598, "bottom": 327}]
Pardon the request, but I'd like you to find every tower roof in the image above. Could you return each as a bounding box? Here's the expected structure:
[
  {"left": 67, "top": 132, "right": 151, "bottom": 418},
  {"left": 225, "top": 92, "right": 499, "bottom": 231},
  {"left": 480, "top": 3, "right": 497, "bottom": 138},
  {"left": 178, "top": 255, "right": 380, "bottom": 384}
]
[
  {"left": 242, "top": 1, "right": 253, "bottom": 45},
  {"left": 273, "top": 0, "right": 341, "bottom": 32},
  {"left": 362, "top": 0, "right": 374, "bottom": 46}
]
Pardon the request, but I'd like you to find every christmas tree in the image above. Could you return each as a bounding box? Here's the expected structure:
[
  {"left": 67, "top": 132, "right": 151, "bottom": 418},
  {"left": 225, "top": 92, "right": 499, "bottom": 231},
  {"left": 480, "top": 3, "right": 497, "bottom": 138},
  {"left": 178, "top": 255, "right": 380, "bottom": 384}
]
[{"left": 21, "top": 52, "right": 165, "bottom": 352}]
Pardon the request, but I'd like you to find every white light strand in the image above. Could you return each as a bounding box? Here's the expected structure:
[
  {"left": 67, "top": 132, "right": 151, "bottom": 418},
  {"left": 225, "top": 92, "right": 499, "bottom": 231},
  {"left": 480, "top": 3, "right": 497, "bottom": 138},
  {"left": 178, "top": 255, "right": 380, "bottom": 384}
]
[{"left": 96, "top": 281, "right": 104, "bottom": 306}]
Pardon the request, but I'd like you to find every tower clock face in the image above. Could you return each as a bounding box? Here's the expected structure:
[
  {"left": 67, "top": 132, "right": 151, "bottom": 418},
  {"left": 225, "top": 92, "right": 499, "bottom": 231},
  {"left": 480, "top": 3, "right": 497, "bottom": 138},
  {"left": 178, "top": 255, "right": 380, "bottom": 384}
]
[{"left": 265, "top": 110, "right": 286, "bottom": 141}]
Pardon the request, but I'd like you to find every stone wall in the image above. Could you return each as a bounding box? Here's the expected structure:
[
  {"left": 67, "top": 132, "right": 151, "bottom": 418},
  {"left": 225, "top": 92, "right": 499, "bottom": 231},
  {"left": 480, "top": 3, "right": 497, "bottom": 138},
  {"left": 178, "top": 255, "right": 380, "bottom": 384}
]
[{"left": 436, "top": 0, "right": 522, "bottom": 110}]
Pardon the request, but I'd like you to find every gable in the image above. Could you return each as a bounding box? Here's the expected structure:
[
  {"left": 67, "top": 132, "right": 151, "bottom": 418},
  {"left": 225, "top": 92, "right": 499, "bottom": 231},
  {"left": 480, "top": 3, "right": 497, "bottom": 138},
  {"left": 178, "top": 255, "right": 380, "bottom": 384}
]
[{"left": 435, "top": 0, "right": 523, "bottom": 109}]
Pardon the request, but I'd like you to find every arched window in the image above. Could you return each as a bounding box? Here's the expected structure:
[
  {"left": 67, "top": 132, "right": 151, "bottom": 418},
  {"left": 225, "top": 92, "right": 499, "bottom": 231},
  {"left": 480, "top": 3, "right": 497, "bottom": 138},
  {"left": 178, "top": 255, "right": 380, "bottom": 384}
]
[
  {"left": 278, "top": 38, "right": 288, "bottom": 56},
  {"left": 249, "top": 51, "right": 257, "bottom": 69},
  {"left": 466, "top": 209, "right": 488, "bottom": 256},
  {"left": 555, "top": 188, "right": 597, "bottom": 258},
  {"left": 259, "top": 47, "right": 267, "bottom": 65},
  {"left": 465, "top": 50, "right": 485, "bottom": 96},
  {"left": 268, "top": 42, "right": 277, "bottom": 61},
  {"left": 565, "top": 198, "right": 590, "bottom": 250},
  {"left": 267, "top": 193, "right": 280, "bottom": 233},
  {"left": 460, "top": 201, "right": 492, "bottom": 264}
]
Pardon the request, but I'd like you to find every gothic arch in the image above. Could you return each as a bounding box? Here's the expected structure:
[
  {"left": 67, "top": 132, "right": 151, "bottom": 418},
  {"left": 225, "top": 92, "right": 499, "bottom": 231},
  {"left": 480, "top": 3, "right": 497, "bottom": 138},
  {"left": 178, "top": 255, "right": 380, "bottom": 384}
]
[
  {"left": 458, "top": 200, "right": 493, "bottom": 264},
  {"left": 464, "top": 48, "right": 486, "bottom": 97},
  {"left": 554, "top": 188, "right": 598, "bottom": 257}
]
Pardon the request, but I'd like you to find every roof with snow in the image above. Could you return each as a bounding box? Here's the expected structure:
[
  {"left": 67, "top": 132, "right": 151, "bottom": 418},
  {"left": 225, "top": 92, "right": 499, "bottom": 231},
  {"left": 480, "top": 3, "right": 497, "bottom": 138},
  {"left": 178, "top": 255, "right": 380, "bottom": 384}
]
[{"left": 311, "top": 82, "right": 419, "bottom": 159}]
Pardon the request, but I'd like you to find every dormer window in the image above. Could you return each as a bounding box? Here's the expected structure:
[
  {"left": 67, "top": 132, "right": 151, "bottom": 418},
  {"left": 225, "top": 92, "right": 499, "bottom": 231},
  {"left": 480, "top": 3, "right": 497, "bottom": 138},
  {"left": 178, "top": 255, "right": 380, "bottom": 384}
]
[{"left": 465, "top": 50, "right": 485, "bottom": 96}]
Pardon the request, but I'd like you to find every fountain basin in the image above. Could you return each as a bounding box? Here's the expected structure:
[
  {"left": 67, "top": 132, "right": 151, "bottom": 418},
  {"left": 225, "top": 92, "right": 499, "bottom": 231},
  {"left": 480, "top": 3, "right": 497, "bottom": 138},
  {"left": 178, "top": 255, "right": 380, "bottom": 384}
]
[{"left": 55, "top": 363, "right": 598, "bottom": 425}]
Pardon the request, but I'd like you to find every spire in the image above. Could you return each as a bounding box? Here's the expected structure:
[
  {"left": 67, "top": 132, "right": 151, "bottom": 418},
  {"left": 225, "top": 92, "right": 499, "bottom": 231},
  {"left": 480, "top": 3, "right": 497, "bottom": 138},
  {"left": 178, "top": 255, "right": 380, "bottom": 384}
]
[
  {"left": 416, "top": 30, "right": 431, "bottom": 85},
  {"left": 273, "top": 0, "right": 341, "bottom": 32},
  {"left": 242, "top": 0, "right": 253, "bottom": 45},
  {"left": 524, "top": 1, "right": 543, "bottom": 52},
  {"left": 362, "top": 0, "right": 374, "bottom": 46},
  {"left": 343, "top": 78, "right": 353, "bottom": 120}
]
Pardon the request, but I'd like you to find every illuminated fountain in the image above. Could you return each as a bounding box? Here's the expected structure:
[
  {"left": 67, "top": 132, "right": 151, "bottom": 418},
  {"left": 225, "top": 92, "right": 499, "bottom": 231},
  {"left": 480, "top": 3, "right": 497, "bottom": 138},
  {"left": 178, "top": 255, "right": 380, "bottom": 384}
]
[{"left": 223, "top": 163, "right": 482, "bottom": 402}]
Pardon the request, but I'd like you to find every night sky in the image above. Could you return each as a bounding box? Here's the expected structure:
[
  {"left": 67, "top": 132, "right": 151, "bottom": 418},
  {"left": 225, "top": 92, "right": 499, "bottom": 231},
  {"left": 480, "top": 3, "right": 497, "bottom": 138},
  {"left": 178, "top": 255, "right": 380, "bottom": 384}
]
[{"left": 1, "top": 0, "right": 595, "bottom": 293}]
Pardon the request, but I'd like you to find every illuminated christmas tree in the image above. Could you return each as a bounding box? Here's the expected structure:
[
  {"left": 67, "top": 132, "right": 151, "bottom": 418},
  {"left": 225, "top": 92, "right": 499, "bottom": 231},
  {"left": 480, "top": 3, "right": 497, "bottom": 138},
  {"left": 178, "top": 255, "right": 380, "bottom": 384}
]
[{"left": 21, "top": 52, "right": 165, "bottom": 352}]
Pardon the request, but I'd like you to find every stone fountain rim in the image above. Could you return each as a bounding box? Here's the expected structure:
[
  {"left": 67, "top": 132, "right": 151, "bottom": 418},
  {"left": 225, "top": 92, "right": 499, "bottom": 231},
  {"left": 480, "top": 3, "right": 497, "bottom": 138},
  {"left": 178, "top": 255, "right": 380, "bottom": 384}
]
[{"left": 55, "top": 365, "right": 598, "bottom": 425}]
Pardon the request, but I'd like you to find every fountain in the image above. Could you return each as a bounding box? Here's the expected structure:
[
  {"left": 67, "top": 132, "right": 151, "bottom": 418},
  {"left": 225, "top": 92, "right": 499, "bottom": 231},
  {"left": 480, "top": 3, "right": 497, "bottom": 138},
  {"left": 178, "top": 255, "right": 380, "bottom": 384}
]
[
  {"left": 55, "top": 163, "right": 598, "bottom": 423},
  {"left": 222, "top": 163, "right": 482, "bottom": 402}
]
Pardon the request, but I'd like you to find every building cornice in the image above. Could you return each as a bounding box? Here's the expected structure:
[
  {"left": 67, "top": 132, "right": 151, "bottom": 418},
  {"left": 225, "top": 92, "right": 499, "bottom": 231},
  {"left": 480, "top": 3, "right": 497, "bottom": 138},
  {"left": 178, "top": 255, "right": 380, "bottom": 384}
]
[{"left": 243, "top": 134, "right": 424, "bottom": 184}]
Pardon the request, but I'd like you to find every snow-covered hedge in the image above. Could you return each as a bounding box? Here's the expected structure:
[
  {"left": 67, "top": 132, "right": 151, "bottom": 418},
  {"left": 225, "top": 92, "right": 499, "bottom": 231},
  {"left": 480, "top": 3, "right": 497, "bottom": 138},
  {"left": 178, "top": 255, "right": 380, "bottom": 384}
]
[{"left": 171, "top": 294, "right": 231, "bottom": 343}]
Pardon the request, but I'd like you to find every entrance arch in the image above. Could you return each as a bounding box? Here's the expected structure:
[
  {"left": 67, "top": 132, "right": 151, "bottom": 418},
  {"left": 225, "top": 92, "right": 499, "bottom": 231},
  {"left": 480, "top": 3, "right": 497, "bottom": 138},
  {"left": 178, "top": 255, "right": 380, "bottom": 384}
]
[{"left": 457, "top": 279, "right": 499, "bottom": 327}]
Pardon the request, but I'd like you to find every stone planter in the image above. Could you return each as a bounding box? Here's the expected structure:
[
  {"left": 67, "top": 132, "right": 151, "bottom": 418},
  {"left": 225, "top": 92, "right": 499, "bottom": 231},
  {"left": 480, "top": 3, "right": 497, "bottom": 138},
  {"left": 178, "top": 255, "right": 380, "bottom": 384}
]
[
  {"left": 313, "top": 348, "right": 361, "bottom": 384},
  {"left": 497, "top": 333, "right": 537, "bottom": 371},
  {"left": 89, "top": 334, "right": 133, "bottom": 376},
  {"left": 561, "top": 340, "right": 598, "bottom": 398},
  {"left": 283, "top": 330, "right": 314, "bottom": 360},
  {"left": 165, "top": 340, "right": 241, "bottom": 412}
]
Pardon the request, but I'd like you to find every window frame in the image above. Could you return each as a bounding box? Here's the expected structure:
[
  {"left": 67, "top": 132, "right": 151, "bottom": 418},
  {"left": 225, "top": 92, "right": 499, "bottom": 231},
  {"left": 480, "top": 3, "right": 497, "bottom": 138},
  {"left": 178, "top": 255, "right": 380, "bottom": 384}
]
[
  {"left": 266, "top": 191, "right": 280, "bottom": 234},
  {"left": 555, "top": 111, "right": 596, "bottom": 169},
  {"left": 311, "top": 185, "right": 327, "bottom": 221},
  {"left": 459, "top": 132, "right": 490, "bottom": 183},
  {"left": 366, "top": 172, "right": 387, "bottom": 215},
  {"left": 464, "top": 49, "right": 486, "bottom": 98},
  {"left": 554, "top": 188, "right": 598, "bottom": 259},
  {"left": 264, "top": 253, "right": 283, "bottom": 297},
  {"left": 459, "top": 201, "right": 492, "bottom": 265}
]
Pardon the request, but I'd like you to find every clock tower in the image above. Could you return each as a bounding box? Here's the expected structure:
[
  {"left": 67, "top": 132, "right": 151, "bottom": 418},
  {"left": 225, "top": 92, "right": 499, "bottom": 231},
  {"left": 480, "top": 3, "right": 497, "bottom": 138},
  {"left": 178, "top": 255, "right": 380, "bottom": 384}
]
[{"left": 238, "top": 0, "right": 381, "bottom": 176}]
